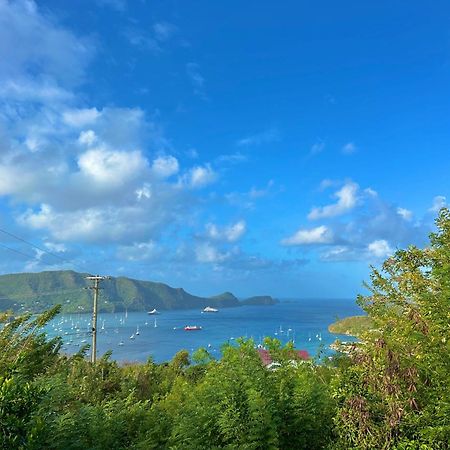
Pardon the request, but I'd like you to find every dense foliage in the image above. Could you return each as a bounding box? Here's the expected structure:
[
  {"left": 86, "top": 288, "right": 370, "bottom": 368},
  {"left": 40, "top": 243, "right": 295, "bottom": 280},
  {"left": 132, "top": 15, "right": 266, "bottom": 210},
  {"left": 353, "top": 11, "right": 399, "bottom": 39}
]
[
  {"left": 0, "top": 210, "right": 449, "bottom": 449},
  {"left": 332, "top": 209, "right": 450, "bottom": 449}
]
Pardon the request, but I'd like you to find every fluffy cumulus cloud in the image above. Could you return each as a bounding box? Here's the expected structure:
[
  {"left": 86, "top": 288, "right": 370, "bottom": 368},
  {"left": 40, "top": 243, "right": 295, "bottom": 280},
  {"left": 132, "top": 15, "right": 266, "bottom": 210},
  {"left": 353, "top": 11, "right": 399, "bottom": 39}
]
[
  {"left": 77, "top": 148, "right": 148, "bottom": 186},
  {"left": 195, "top": 242, "right": 231, "bottom": 263},
  {"left": 282, "top": 179, "right": 443, "bottom": 263},
  {"left": 205, "top": 220, "right": 246, "bottom": 243},
  {"left": 308, "top": 181, "right": 359, "bottom": 220},
  {"left": 367, "top": 239, "right": 393, "bottom": 258},
  {"left": 151, "top": 155, "right": 179, "bottom": 178},
  {"left": 63, "top": 108, "right": 101, "bottom": 127},
  {"left": 397, "top": 207, "right": 413, "bottom": 221},
  {"left": 182, "top": 164, "right": 217, "bottom": 188},
  {"left": 281, "top": 225, "right": 333, "bottom": 246},
  {"left": 0, "top": 0, "right": 218, "bottom": 254}
]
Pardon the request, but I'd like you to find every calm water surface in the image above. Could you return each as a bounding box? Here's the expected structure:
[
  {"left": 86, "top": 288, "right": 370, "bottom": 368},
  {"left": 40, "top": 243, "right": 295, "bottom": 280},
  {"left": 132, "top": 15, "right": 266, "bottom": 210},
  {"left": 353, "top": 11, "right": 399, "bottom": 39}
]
[{"left": 45, "top": 299, "right": 362, "bottom": 363}]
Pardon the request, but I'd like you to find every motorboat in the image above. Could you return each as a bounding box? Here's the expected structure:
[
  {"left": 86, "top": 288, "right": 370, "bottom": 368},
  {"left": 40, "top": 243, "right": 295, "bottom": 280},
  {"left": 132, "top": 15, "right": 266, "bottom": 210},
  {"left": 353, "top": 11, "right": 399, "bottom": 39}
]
[
  {"left": 147, "top": 309, "right": 159, "bottom": 315},
  {"left": 202, "top": 306, "right": 218, "bottom": 313},
  {"left": 184, "top": 325, "right": 202, "bottom": 331}
]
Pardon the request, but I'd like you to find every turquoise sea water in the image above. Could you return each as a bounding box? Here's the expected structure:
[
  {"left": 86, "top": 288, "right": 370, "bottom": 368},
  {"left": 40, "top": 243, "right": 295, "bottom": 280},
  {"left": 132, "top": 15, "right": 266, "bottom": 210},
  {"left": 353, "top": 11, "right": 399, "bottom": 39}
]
[{"left": 45, "top": 299, "right": 362, "bottom": 363}]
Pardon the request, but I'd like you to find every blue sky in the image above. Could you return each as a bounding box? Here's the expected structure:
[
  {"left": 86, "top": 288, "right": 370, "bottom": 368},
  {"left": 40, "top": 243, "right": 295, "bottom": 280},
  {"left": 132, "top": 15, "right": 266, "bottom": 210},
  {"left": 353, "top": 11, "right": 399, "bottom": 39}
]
[{"left": 0, "top": 0, "right": 449, "bottom": 298}]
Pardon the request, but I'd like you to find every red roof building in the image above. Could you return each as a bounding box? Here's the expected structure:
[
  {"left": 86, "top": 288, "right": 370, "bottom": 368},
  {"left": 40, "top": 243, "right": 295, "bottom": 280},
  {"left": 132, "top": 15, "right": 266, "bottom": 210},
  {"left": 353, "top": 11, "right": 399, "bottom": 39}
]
[{"left": 257, "top": 348, "right": 309, "bottom": 367}]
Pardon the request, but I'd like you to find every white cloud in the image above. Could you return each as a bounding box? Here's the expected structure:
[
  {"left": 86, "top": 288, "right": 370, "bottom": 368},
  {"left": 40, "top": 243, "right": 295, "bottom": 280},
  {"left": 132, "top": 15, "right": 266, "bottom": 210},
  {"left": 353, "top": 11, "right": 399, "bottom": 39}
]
[
  {"left": 364, "top": 187, "right": 378, "bottom": 197},
  {"left": 153, "top": 22, "right": 177, "bottom": 42},
  {"left": 320, "top": 246, "right": 351, "bottom": 261},
  {"left": 308, "top": 181, "right": 359, "bottom": 220},
  {"left": 0, "top": 79, "right": 73, "bottom": 102},
  {"left": 237, "top": 128, "right": 280, "bottom": 147},
  {"left": 77, "top": 148, "right": 148, "bottom": 186},
  {"left": 195, "top": 243, "right": 230, "bottom": 263},
  {"left": 342, "top": 142, "right": 357, "bottom": 154},
  {"left": 135, "top": 183, "right": 151, "bottom": 201},
  {"left": 397, "top": 207, "right": 413, "bottom": 221},
  {"left": 430, "top": 195, "right": 447, "bottom": 212},
  {"left": 186, "top": 62, "right": 205, "bottom": 96},
  {"left": 63, "top": 108, "right": 101, "bottom": 127},
  {"left": 44, "top": 241, "right": 67, "bottom": 253},
  {"left": 281, "top": 225, "right": 334, "bottom": 246},
  {"left": 368, "top": 239, "right": 393, "bottom": 258},
  {"left": 0, "top": 0, "right": 93, "bottom": 88},
  {"left": 216, "top": 152, "right": 248, "bottom": 164},
  {"left": 205, "top": 220, "right": 246, "bottom": 243},
  {"left": 183, "top": 164, "right": 217, "bottom": 188},
  {"left": 117, "top": 241, "right": 159, "bottom": 261},
  {"left": 151, "top": 155, "right": 179, "bottom": 178},
  {"left": 310, "top": 141, "right": 325, "bottom": 155},
  {"left": 78, "top": 130, "right": 97, "bottom": 146}
]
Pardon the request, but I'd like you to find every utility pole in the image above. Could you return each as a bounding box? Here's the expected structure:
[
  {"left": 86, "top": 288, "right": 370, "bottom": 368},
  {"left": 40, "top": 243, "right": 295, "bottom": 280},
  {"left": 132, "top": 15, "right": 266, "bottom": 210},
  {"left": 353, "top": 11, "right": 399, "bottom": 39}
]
[{"left": 86, "top": 275, "right": 110, "bottom": 363}]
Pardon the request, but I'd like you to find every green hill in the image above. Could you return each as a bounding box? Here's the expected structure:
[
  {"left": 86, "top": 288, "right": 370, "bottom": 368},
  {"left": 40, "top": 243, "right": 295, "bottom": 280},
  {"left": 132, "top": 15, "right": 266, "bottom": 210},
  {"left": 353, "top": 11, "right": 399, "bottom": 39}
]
[
  {"left": 0, "top": 270, "right": 249, "bottom": 314},
  {"left": 328, "top": 315, "right": 374, "bottom": 336}
]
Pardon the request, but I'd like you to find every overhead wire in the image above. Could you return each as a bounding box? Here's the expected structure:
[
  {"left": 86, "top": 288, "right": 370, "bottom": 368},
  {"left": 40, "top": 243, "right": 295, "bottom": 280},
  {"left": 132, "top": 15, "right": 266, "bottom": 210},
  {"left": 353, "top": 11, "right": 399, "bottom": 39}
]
[{"left": 0, "top": 227, "right": 91, "bottom": 274}]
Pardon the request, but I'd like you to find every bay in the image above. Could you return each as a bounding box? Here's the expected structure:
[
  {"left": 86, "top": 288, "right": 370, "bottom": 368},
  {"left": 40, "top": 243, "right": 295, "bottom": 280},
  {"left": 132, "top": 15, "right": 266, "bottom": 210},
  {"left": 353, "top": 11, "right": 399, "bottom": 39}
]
[{"left": 46, "top": 298, "right": 362, "bottom": 363}]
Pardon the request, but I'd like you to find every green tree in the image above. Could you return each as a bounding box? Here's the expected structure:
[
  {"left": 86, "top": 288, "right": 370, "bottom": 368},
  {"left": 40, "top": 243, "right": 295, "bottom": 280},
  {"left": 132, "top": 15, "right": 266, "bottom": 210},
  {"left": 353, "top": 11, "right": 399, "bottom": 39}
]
[{"left": 332, "top": 209, "right": 450, "bottom": 449}]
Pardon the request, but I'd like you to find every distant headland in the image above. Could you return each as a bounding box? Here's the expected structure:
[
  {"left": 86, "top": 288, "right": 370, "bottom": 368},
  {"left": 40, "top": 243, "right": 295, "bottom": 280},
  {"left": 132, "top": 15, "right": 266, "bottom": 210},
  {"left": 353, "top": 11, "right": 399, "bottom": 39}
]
[{"left": 0, "top": 270, "right": 278, "bottom": 314}]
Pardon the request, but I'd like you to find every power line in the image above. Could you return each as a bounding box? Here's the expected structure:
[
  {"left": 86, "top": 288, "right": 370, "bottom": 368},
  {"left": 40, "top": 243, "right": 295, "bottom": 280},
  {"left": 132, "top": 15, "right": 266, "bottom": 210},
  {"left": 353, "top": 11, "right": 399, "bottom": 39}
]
[
  {"left": 0, "top": 242, "right": 37, "bottom": 260},
  {"left": 0, "top": 227, "right": 90, "bottom": 273}
]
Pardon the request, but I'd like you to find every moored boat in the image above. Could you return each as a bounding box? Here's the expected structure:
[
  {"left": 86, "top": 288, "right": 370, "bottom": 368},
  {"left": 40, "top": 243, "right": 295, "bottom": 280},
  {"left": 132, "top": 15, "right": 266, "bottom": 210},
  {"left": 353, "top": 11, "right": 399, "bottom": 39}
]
[
  {"left": 184, "top": 325, "right": 202, "bottom": 331},
  {"left": 202, "top": 306, "right": 218, "bottom": 313}
]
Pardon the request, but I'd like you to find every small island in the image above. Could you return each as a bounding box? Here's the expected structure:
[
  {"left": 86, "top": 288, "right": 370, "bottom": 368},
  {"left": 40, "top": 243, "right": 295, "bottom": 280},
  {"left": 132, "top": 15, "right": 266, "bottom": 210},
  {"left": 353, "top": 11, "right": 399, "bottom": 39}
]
[{"left": 241, "top": 295, "right": 278, "bottom": 305}]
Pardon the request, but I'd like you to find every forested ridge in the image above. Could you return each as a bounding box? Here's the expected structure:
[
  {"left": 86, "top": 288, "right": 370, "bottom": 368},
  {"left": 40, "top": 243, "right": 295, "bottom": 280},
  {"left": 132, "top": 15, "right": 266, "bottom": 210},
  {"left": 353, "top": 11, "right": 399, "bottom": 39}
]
[
  {"left": 1, "top": 210, "right": 449, "bottom": 449},
  {"left": 0, "top": 271, "right": 276, "bottom": 314}
]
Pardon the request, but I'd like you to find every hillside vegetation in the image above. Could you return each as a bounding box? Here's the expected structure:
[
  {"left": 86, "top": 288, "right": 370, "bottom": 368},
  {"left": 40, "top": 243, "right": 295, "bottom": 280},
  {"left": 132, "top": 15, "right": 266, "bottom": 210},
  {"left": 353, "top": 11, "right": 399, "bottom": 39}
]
[
  {"left": 0, "top": 270, "right": 275, "bottom": 314},
  {"left": 328, "top": 315, "right": 374, "bottom": 336}
]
